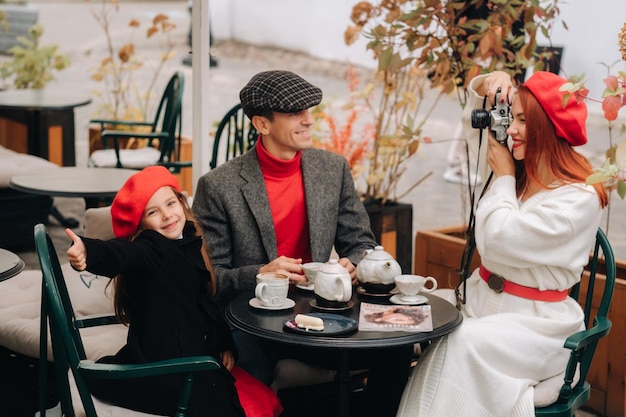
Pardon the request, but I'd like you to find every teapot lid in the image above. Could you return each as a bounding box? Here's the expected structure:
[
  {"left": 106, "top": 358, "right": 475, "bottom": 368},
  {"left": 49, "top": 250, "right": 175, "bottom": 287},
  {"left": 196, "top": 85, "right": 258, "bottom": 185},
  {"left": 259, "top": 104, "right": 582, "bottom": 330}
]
[
  {"left": 320, "top": 259, "right": 349, "bottom": 274},
  {"left": 363, "top": 245, "right": 393, "bottom": 260}
]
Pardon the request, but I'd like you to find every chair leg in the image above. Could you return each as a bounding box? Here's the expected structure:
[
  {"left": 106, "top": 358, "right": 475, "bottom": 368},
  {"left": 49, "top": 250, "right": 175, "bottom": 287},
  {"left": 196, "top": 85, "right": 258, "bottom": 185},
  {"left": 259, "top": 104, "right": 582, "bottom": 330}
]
[{"left": 50, "top": 205, "right": 79, "bottom": 228}]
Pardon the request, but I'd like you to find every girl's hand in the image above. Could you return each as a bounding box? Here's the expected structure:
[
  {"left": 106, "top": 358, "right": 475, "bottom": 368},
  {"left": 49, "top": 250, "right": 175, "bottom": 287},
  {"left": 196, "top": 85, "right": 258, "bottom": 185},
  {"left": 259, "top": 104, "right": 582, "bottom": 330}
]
[
  {"left": 65, "top": 228, "right": 87, "bottom": 271},
  {"left": 220, "top": 350, "right": 235, "bottom": 371}
]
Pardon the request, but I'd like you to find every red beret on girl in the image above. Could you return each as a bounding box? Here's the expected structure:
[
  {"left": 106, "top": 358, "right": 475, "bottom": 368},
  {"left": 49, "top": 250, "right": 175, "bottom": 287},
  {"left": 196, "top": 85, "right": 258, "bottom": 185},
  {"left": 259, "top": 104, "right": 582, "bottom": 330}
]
[
  {"left": 111, "top": 166, "right": 181, "bottom": 238},
  {"left": 523, "top": 71, "right": 588, "bottom": 146}
]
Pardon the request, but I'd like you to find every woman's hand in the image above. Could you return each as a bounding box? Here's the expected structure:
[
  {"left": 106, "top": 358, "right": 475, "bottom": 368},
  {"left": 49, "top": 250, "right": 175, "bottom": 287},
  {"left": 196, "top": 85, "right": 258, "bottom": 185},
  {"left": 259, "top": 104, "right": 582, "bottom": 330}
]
[
  {"left": 486, "top": 136, "right": 515, "bottom": 178},
  {"left": 476, "top": 70, "right": 516, "bottom": 106},
  {"left": 220, "top": 350, "right": 235, "bottom": 371},
  {"left": 65, "top": 228, "right": 87, "bottom": 271}
]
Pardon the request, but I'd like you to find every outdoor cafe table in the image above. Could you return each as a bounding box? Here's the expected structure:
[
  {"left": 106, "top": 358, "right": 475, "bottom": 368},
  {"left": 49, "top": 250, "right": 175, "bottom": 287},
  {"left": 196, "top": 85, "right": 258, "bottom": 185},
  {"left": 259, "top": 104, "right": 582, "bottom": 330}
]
[
  {"left": 9, "top": 167, "right": 136, "bottom": 210},
  {"left": 9, "top": 167, "right": 136, "bottom": 227},
  {"left": 0, "top": 248, "right": 25, "bottom": 282},
  {"left": 225, "top": 287, "right": 463, "bottom": 417},
  {"left": 0, "top": 89, "right": 91, "bottom": 166}
]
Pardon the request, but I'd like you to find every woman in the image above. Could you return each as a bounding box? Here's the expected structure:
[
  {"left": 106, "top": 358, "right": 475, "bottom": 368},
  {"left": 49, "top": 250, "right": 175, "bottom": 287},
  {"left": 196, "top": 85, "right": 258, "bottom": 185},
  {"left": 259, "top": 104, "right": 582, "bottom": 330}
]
[{"left": 396, "top": 71, "right": 608, "bottom": 417}]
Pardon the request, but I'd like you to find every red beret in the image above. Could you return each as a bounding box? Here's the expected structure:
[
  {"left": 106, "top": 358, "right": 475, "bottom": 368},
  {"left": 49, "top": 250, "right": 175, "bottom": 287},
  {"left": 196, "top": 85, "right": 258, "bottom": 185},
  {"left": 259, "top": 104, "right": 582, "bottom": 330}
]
[
  {"left": 111, "top": 166, "right": 181, "bottom": 238},
  {"left": 523, "top": 71, "right": 588, "bottom": 146}
]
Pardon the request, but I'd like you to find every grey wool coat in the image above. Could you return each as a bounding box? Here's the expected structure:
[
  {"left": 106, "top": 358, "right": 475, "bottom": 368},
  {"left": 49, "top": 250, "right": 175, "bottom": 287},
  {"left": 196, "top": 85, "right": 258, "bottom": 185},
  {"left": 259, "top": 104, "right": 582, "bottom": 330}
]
[{"left": 193, "top": 146, "right": 377, "bottom": 305}]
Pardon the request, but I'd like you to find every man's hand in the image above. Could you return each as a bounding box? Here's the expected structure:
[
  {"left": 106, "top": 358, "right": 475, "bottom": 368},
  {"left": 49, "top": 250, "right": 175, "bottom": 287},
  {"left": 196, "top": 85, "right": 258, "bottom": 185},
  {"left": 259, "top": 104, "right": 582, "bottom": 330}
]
[
  {"left": 259, "top": 255, "right": 307, "bottom": 284},
  {"left": 338, "top": 257, "right": 358, "bottom": 284}
]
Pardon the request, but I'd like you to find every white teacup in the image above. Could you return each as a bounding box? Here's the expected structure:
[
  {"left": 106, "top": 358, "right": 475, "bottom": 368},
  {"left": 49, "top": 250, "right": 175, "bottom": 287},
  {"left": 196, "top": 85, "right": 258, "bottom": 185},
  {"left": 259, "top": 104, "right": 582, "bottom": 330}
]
[
  {"left": 394, "top": 274, "right": 437, "bottom": 302},
  {"left": 302, "top": 262, "right": 323, "bottom": 285},
  {"left": 255, "top": 272, "right": 289, "bottom": 307}
]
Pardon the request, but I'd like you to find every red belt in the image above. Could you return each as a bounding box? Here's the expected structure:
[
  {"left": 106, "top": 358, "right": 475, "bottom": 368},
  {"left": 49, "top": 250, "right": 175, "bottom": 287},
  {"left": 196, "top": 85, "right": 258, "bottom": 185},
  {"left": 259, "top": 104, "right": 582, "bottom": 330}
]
[{"left": 479, "top": 265, "right": 568, "bottom": 302}]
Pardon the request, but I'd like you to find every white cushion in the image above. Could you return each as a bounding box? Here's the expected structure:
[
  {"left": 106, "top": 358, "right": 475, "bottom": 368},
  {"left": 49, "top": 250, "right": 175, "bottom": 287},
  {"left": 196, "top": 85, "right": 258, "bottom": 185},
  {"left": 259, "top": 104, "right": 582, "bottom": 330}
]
[
  {"left": 0, "top": 263, "right": 126, "bottom": 361},
  {"left": 84, "top": 206, "right": 115, "bottom": 240},
  {"left": 533, "top": 367, "right": 581, "bottom": 408},
  {"left": 0, "top": 145, "right": 58, "bottom": 188},
  {"left": 90, "top": 147, "right": 162, "bottom": 169}
]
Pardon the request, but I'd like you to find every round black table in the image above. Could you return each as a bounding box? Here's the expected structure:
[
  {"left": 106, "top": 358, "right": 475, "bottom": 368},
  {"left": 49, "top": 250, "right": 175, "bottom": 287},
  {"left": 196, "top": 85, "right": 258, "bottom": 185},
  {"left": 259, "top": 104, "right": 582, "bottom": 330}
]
[
  {"left": 0, "top": 248, "right": 25, "bottom": 282},
  {"left": 226, "top": 287, "right": 463, "bottom": 417},
  {"left": 10, "top": 167, "right": 136, "bottom": 227},
  {"left": 0, "top": 89, "right": 91, "bottom": 166}
]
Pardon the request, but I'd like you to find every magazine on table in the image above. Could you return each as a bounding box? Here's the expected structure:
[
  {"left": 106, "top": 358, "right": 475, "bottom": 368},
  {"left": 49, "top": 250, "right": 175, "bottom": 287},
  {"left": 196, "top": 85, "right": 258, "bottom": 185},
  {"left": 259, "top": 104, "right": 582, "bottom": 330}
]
[{"left": 358, "top": 302, "right": 433, "bottom": 332}]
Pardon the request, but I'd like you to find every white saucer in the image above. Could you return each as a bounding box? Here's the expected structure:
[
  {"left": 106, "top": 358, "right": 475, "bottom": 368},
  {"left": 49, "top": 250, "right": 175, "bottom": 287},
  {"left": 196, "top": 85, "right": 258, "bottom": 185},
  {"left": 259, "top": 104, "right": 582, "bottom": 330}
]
[
  {"left": 296, "top": 283, "right": 314, "bottom": 291},
  {"left": 389, "top": 294, "right": 428, "bottom": 305},
  {"left": 248, "top": 297, "right": 296, "bottom": 310}
]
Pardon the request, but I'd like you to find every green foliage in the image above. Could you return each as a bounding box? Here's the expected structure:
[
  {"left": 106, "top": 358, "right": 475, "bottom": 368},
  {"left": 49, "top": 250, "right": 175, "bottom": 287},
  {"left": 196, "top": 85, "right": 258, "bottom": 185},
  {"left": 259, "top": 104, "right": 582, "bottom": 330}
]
[{"left": 0, "top": 24, "right": 70, "bottom": 89}]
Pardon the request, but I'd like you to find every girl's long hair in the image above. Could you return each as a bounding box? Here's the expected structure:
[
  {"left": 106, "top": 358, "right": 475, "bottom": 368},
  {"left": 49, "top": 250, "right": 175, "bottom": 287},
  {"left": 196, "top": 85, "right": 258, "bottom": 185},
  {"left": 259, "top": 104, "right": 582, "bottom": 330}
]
[
  {"left": 515, "top": 85, "right": 608, "bottom": 208},
  {"left": 112, "top": 188, "right": 216, "bottom": 324}
]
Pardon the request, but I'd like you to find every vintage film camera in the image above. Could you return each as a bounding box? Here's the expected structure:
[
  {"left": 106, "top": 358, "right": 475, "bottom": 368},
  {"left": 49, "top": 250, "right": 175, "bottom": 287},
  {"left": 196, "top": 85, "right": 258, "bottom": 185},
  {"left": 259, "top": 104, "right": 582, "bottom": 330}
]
[{"left": 470, "top": 88, "right": 512, "bottom": 144}]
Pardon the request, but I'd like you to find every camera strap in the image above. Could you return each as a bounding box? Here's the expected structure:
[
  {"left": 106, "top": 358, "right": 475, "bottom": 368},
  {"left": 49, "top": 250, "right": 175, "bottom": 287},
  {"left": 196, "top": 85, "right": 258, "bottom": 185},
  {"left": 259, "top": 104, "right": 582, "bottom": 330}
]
[{"left": 455, "top": 95, "right": 494, "bottom": 307}]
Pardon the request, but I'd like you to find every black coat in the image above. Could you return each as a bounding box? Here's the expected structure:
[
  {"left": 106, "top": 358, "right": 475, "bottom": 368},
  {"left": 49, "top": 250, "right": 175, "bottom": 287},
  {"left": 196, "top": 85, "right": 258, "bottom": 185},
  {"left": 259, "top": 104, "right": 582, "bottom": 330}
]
[{"left": 81, "top": 221, "right": 244, "bottom": 417}]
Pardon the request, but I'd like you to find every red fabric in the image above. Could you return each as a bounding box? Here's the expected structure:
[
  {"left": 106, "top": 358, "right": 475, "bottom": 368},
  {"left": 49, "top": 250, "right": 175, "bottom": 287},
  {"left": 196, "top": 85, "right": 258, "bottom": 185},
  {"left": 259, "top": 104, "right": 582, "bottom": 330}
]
[
  {"left": 232, "top": 366, "right": 284, "bottom": 417},
  {"left": 111, "top": 166, "right": 181, "bottom": 238},
  {"left": 256, "top": 141, "right": 312, "bottom": 262},
  {"left": 523, "top": 71, "right": 588, "bottom": 146}
]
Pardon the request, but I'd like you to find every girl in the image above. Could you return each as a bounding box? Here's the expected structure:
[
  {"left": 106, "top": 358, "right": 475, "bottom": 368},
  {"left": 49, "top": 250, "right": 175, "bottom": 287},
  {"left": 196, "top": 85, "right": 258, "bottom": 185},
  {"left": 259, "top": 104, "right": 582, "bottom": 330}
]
[
  {"left": 66, "top": 165, "right": 282, "bottom": 417},
  {"left": 396, "top": 71, "right": 608, "bottom": 417}
]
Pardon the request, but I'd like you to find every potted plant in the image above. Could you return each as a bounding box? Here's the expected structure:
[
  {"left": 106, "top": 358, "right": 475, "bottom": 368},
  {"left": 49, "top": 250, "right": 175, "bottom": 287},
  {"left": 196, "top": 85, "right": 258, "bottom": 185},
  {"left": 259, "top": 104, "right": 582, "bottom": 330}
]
[
  {"left": 87, "top": 0, "right": 178, "bottom": 153},
  {"left": 0, "top": 23, "right": 70, "bottom": 90},
  {"left": 313, "top": 0, "right": 561, "bottom": 272}
]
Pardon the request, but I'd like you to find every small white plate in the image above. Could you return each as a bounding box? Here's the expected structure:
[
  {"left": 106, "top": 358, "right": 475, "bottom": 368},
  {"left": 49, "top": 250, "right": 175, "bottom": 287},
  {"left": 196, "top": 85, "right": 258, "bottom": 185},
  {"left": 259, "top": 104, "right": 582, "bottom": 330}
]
[
  {"left": 389, "top": 294, "right": 428, "bottom": 305},
  {"left": 248, "top": 297, "right": 296, "bottom": 310},
  {"left": 296, "top": 283, "right": 314, "bottom": 291}
]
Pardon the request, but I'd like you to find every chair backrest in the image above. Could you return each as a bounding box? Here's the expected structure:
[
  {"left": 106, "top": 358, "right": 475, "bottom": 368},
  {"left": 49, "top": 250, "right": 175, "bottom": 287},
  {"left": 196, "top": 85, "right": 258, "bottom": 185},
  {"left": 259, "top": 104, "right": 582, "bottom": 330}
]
[
  {"left": 569, "top": 228, "right": 615, "bottom": 384},
  {"left": 35, "top": 223, "right": 97, "bottom": 417},
  {"left": 536, "top": 228, "right": 616, "bottom": 415},
  {"left": 210, "top": 103, "right": 258, "bottom": 170},
  {"left": 153, "top": 71, "right": 185, "bottom": 165}
]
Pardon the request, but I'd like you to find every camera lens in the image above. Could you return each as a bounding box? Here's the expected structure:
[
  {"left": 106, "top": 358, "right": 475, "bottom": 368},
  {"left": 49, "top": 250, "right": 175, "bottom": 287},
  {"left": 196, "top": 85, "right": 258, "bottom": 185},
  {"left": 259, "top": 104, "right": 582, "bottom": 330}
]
[{"left": 471, "top": 109, "right": 490, "bottom": 129}]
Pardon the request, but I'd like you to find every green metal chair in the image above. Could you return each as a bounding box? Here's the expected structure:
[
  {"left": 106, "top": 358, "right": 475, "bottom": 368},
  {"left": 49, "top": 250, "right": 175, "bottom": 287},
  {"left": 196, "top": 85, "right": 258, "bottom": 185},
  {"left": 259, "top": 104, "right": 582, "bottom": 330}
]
[
  {"left": 535, "top": 228, "right": 615, "bottom": 417},
  {"left": 89, "top": 72, "right": 190, "bottom": 173},
  {"left": 34, "top": 223, "right": 222, "bottom": 417},
  {"left": 210, "top": 103, "right": 258, "bottom": 170}
]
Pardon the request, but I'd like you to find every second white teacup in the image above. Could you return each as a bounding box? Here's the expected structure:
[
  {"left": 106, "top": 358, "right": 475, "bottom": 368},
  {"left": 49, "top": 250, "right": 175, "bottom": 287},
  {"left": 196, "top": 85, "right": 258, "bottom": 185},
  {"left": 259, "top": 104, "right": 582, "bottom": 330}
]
[
  {"left": 302, "top": 262, "right": 323, "bottom": 285},
  {"left": 255, "top": 272, "right": 289, "bottom": 307},
  {"left": 394, "top": 274, "right": 437, "bottom": 302}
]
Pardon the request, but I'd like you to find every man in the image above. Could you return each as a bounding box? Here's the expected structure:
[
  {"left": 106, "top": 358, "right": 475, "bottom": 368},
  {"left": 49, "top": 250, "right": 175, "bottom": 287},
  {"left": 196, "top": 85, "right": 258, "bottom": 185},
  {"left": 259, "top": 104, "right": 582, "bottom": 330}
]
[{"left": 193, "top": 70, "right": 412, "bottom": 417}]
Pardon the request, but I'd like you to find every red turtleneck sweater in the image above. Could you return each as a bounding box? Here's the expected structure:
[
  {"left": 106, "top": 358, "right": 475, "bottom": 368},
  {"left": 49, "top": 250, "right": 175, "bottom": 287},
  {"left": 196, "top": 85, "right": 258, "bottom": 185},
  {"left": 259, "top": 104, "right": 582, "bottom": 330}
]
[{"left": 256, "top": 141, "right": 312, "bottom": 263}]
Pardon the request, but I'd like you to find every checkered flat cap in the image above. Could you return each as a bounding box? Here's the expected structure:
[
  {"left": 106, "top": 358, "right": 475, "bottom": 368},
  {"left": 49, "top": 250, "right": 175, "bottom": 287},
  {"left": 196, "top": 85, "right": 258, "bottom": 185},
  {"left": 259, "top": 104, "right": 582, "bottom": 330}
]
[{"left": 239, "top": 70, "right": 322, "bottom": 118}]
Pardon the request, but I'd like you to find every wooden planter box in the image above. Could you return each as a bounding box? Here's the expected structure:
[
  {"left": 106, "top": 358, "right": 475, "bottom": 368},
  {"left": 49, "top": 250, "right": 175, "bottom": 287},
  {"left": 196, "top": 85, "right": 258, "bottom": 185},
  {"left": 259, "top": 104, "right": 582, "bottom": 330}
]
[{"left": 413, "top": 225, "right": 626, "bottom": 417}]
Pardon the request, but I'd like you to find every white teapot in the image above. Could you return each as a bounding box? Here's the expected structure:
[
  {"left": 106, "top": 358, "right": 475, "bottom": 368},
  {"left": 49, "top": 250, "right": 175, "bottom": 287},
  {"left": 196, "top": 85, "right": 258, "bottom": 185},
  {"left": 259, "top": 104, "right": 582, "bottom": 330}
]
[
  {"left": 314, "top": 259, "right": 352, "bottom": 307},
  {"left": 356, "top": 245, "right": 402, "bottom": 293}
]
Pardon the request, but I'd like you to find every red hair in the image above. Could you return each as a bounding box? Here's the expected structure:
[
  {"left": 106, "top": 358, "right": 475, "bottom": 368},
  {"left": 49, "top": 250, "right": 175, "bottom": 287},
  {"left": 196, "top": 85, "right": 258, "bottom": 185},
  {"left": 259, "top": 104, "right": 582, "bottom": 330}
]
[{"left": 516, "top": 85, "right": 608, "bottom": 208}]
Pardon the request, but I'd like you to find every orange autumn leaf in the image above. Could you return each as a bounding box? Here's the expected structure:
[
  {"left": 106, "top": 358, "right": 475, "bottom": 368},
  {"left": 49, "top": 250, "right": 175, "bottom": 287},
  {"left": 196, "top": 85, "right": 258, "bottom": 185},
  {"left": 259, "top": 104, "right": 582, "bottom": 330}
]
[{"left": 603, "top": 96, "right": 622, "bottom": 121}]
